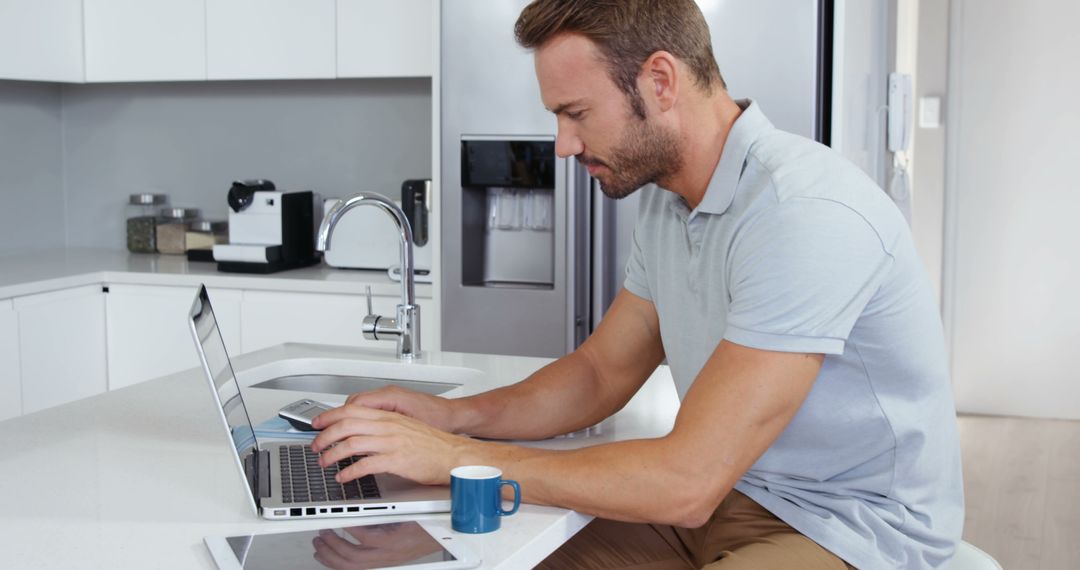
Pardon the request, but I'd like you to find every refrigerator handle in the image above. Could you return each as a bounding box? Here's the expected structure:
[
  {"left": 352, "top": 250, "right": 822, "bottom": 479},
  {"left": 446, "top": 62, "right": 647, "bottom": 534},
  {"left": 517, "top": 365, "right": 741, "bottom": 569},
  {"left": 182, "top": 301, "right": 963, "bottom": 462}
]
[
  {"left": 589, "top": 178, "right": 612, "bottom": 335},
  {"left": 566, "top": 159, "right": 592, "bottom": 353}
]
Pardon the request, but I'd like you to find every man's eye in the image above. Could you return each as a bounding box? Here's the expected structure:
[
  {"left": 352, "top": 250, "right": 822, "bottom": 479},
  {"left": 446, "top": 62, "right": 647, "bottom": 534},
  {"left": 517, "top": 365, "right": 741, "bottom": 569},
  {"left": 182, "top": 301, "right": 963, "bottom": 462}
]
[{"left": 567, "top": 111, "right": 584, "bottom": 121}]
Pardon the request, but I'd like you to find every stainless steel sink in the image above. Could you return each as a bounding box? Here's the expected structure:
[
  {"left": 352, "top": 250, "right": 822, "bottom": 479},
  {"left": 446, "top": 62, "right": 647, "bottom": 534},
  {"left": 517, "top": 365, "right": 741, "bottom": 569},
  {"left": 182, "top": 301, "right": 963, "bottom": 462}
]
[{"left": 252, "top": 374, "right": 460, "bottom": 396}]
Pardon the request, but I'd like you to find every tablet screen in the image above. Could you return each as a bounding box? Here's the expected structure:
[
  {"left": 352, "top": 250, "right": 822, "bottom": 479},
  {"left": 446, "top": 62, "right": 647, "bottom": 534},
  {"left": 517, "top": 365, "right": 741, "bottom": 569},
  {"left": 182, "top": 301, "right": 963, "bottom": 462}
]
[{"left": 222, "top": 521, "right": 457, "bottom": 569}]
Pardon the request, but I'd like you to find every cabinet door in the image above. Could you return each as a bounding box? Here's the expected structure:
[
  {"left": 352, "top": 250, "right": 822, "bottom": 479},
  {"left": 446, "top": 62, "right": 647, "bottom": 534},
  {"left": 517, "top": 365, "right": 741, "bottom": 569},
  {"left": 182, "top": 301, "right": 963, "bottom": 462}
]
[
  {"left": 0, "top": 299, "right": 20, "bottom": 421},
  {"left": 206, "top": 0, "right": 336, "bottom": 80},
  {"left": 15, "top": 286, "right": 107, "bottom": 414},
  {"left": 337, "top": 0, "right": 434, "bottom": 78},
  {"left": 240, "top": 290, "right": 434, "bottom": 354},
  {"left": 105, "top": 285, "right": 242, "bottom": 391},
  {"left": 0, "top": 0, "right": 84, "bottom": 82},
  {"left": 83, "top": 0, "right": 206, "bottom": 82}
]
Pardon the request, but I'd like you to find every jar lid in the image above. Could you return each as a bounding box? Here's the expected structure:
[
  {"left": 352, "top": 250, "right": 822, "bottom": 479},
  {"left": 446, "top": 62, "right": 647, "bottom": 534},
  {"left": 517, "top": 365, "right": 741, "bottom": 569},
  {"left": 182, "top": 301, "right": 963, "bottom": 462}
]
[
  {"left": 160, "top": 207, "right": 201, "bottom": 220},
  {"left": 190, "top": 220, "right": 228, "bottom": 233},
  {"left": 129, "top": 193, "right": 168, "bottom": 206}
]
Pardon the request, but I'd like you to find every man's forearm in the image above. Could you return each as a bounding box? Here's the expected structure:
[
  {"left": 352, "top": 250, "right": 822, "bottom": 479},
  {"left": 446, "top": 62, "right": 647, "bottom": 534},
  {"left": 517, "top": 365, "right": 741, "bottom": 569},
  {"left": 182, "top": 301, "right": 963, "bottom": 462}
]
[
  {"left": 448, "top": 349, "right": 625, "bottom": 440},
  {"left": 458, "top": 435, "right": 726, "bottom": 528}
]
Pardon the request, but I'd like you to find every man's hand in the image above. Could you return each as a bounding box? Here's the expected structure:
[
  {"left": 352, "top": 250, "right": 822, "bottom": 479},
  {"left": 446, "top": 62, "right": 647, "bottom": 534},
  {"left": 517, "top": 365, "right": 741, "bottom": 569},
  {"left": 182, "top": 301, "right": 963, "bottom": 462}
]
[
  {"left": 311, "top": 404, "right": 474, "bottom": 485},
  {"left": 342, "top": 386, "right": 461, "bottom": 433}
]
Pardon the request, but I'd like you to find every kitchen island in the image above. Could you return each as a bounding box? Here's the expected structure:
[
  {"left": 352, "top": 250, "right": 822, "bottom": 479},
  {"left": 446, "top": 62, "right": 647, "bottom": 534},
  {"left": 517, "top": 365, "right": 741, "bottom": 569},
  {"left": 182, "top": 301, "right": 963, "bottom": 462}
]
[{"left": 0, "top": 342, "right": 680, "bottom": 569}]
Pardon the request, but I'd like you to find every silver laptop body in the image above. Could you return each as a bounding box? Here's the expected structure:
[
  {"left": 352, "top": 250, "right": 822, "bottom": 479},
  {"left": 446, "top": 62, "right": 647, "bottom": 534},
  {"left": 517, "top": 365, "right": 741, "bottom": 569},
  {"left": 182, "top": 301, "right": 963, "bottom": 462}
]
[{"left": 188, "top": 285, "right": 451, "bottom": 520}]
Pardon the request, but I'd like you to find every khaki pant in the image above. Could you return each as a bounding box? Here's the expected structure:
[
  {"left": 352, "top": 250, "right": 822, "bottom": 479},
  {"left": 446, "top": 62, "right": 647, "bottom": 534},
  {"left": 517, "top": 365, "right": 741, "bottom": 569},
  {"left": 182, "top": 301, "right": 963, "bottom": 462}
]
[{"left": 537, "top": 491, "right": 855, "bottom": 569}]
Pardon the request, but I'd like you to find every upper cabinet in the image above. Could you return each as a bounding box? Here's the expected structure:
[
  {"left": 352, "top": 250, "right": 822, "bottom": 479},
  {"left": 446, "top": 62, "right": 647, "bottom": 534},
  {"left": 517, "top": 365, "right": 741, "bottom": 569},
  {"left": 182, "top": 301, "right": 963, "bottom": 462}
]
[
  {"left": 207, "top": 0, "right": 336, "bottom": 80},
  {"left": 1, "top": 0, "right": 429, "bottom": 83},
  {"left": 338, "top": 0, "right": 434, "bottom": 78},
  {"left": 0, "top": 0, "right": 433, "bottom": 83},
  {"left": 0, "top": 0, "right": 84, "bottom": 82},
  {"left": 84, "top": 0, "right": 207, "bottom": 82}
]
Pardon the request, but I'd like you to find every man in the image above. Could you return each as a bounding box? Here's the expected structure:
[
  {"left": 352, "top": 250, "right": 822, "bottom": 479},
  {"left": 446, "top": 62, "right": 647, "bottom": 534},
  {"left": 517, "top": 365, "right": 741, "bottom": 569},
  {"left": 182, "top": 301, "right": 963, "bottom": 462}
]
[{"left": 311, "top": 1, "right": 964, "bottom": 568}]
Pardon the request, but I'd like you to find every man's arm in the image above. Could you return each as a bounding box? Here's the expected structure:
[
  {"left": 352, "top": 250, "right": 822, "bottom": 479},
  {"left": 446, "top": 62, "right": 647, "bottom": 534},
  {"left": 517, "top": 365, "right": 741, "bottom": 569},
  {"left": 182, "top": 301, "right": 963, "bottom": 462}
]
[
  {"left": 451, "top": 289, "right": 666, "bottom": 439},
  {"left": 314, "top": 334, "right": 822, "bottom": 528},
  {"left": 344, "top": 288, "right": 666, "bottom": 440},
  {"left": 458, "top": 340, "right": 822, "bottom": 527}
]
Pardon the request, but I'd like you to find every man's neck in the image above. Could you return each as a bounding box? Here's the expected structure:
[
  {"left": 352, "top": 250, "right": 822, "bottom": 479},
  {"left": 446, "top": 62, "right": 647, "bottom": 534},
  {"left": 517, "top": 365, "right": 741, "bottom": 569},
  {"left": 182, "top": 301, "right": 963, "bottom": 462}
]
[{"left": 659, "top": 92, "right": 743, "bottom": 210}]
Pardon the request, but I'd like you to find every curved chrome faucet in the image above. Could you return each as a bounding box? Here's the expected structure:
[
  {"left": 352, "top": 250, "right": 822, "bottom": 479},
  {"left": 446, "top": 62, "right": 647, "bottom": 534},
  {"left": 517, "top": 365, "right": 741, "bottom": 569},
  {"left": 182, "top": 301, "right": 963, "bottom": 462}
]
[{"left": 316, "top": 192, "right": 421, "bottom": 359}]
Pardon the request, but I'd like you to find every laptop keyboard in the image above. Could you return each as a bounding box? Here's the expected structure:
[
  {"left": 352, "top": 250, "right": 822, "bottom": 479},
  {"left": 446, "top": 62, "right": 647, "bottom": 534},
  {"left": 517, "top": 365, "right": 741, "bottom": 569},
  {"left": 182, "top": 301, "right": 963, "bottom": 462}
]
[{"left": 279, "top": 444, "right": 381, "bottom": 504}]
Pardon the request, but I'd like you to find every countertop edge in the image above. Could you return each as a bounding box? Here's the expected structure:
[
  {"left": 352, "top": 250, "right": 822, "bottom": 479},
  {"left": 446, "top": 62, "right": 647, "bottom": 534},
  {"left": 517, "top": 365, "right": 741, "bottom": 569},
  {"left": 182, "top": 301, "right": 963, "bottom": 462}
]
[{"left": 0, "top": 250, "right": 434, "bottom": 300}]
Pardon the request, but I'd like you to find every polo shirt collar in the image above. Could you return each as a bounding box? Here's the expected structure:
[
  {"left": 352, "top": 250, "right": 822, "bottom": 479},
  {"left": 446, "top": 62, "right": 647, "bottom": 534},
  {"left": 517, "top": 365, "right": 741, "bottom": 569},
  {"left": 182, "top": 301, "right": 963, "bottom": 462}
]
[{"left": 668, "top": 99, "right": 773, "bottom": 219}]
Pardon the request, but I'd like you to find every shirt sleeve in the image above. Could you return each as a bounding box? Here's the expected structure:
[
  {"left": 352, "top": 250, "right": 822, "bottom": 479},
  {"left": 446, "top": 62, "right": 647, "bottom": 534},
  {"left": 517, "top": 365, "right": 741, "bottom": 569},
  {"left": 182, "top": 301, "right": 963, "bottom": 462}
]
[
  {"left": 723, "top": 198, "right": 894, "bottom": 355},
  {"left": 622, "top": 226, "right": 652, "bottom": 301}
]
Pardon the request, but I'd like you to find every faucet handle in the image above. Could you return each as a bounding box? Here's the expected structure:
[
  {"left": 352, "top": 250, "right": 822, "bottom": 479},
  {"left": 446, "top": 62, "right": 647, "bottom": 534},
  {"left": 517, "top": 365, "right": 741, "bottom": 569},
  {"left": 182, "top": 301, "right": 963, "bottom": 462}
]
[{"left": 362, "top": 286, "right": 379, "bottom": 341}]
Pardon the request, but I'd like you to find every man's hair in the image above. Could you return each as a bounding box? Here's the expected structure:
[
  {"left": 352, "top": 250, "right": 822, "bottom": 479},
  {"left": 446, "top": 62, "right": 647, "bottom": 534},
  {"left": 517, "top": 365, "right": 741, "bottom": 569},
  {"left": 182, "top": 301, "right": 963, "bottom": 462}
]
[{"left": 514, "top": 0, "right": 726, "bottom": 119}]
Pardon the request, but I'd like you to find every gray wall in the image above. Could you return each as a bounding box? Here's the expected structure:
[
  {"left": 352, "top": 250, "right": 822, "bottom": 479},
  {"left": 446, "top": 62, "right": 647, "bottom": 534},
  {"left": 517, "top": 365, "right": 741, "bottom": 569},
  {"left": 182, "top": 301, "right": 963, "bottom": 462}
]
[
  {"left": 61, "top": 79, "right": 431, "bottom": 249},
  {"left": 0, "top": 81, "right": 66, "bottom": 256}
]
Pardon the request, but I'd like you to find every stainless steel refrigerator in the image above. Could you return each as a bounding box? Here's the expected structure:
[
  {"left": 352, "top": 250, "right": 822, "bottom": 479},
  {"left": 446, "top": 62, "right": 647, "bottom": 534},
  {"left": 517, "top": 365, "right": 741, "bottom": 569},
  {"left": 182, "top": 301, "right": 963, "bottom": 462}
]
[{"left": 441, "top": 0, "right": 843, "bottom": 358}]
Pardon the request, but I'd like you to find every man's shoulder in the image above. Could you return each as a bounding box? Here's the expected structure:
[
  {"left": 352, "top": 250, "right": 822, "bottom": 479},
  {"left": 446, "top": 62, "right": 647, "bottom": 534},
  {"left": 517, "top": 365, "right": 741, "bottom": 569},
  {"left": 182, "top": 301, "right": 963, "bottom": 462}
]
[
  {"left": 742, "top": 130, "right": 906, "bottom": 251},
  {"left": 748, "top": 130, "right": 875, "bottom": 201}
]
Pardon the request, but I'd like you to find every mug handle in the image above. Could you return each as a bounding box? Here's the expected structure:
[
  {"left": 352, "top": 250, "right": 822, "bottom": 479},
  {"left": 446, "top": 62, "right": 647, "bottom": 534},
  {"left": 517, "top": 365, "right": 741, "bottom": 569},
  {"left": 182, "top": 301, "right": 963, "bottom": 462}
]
[{"left": 499, "top": 479, "right": 521, "bottom": 516}]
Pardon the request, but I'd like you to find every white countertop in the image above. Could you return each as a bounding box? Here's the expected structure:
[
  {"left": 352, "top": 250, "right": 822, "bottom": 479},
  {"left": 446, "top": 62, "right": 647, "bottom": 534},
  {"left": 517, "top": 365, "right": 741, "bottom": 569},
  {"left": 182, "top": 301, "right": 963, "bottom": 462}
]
[
  {"left": 0, "top": 343, "right": 680, "bottom": 569},
  {"left": 0, "top": 248, "right": 432, "bottom": 299}
]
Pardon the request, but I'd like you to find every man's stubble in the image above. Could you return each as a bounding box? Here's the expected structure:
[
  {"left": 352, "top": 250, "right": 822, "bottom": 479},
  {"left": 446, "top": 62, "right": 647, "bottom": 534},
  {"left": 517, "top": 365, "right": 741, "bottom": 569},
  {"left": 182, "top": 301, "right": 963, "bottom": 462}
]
[{"left": 583, "top": 114, "right": 683, "bottom": 200}]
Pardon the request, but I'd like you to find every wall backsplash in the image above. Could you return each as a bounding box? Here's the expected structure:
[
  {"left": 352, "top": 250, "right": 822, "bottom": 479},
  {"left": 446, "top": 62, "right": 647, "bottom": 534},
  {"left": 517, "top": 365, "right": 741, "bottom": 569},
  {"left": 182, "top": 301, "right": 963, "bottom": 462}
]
[
  {"left": 62, "top": 78, "right": 432, "bottom": 250},
  {"left": 1, "top": 78, "right": 432, "bottom": 254},
  {"left": 0, "top": 81, "right": 66, "bottom": 257}
]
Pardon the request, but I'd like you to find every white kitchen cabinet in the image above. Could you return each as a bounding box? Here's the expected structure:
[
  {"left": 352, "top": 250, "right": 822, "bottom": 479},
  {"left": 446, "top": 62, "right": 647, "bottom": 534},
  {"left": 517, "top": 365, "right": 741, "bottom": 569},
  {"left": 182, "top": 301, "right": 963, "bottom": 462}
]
[
  {"left": 206, "top": 0, "right": 336, "bottom": 80},
  {"left": 83, "top": 0, "right": 206, "bottom": 82},
  {"left": 14, "top": 285, "right": 107, "bottom": 414},
  {"left": 0, "top": 0, "right": 84, "bottom": 82},
  {"left": 240, "top": 290, "right": 435, "bottom": 354},
  {"left": 0, "top": 299, "right": 20, "bottom": 421},
  {"left": 337, "top": 0, "right": 434, "bottom": 78},
  {"left": 105, "top": 284, "right": 242, "bottom": 391}
]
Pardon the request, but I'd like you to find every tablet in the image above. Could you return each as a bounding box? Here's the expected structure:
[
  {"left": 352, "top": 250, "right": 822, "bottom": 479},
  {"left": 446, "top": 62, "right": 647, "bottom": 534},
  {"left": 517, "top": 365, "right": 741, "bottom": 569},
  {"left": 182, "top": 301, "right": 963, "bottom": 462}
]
[{"left": 205, "top": 521, "right": 480, "bottom": 570}]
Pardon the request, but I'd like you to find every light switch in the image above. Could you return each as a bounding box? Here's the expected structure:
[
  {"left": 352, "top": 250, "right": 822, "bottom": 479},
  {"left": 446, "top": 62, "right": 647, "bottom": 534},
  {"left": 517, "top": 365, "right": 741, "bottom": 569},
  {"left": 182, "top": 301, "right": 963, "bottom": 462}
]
[{"left": 919, "top": 96, "right": 942, "bottom": 129}]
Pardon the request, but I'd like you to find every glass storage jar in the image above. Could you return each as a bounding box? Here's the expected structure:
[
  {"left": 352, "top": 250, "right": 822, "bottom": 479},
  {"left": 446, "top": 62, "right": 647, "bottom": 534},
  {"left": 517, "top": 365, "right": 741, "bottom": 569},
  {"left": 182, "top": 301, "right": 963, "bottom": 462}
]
[
  {"left": 185, "top": 220, "right": 228, "bottom": 261},
  {"left": 156, "top": 207, "right": 201, "bottom": 255},
  {"left": 125, "top": 193, "right": 169, "bottom": 253}
]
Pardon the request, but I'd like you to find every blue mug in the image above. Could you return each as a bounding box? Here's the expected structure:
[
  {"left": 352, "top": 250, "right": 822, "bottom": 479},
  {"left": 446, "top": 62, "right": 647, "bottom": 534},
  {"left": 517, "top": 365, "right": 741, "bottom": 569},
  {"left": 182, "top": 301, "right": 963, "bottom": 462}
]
[{"left": 450, "top": 465, "right": 521, "bottom": 534}]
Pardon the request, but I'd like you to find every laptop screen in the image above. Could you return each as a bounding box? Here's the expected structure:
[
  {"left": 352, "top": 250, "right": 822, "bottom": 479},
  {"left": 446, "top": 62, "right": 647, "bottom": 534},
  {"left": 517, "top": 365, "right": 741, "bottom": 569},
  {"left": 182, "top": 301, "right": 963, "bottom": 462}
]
[{"left": 189, "top": 285, "right": 260, "bottom": 502}]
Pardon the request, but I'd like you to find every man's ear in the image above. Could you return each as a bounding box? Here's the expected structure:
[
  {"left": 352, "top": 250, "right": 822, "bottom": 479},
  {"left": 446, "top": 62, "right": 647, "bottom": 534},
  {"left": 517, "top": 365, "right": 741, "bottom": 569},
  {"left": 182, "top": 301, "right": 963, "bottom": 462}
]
[{"left": 640, "top": 51, "right": 679, "bottom": 112}]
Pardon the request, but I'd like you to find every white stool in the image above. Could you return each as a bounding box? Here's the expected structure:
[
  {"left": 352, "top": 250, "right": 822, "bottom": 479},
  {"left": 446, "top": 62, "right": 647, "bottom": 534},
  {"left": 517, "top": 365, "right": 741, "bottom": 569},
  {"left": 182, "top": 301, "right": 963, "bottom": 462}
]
[{"left": 949, "top": 541, "right": 1002, "bottom": 570}]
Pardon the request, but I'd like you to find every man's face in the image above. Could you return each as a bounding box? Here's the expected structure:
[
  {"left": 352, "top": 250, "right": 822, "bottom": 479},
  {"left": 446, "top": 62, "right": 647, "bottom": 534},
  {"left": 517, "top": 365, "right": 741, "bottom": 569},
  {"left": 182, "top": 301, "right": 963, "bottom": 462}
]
[{"left": 535, "top": 34, "right": 681, "bottom": 199}]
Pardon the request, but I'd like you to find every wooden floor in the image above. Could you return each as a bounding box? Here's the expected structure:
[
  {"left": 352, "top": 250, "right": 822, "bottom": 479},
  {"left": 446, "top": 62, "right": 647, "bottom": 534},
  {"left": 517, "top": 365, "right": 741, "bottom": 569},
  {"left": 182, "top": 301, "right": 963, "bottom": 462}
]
[{"left": 958, "top": 414, "right": 1080, "bottom": 569}]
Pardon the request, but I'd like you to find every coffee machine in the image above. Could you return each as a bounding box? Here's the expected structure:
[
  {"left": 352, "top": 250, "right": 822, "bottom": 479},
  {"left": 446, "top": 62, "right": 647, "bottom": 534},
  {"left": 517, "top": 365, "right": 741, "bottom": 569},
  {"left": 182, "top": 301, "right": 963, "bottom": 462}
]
[{"left": 213, "top": 180, "right": 321, "bottom": 273}]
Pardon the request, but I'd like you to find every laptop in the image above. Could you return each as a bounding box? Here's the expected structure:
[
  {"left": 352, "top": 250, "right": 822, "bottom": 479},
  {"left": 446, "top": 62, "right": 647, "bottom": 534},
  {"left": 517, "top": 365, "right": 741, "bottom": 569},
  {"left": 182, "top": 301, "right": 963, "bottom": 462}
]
[{"left": 188, "top": 284, "right": 451, "bottom": 520}]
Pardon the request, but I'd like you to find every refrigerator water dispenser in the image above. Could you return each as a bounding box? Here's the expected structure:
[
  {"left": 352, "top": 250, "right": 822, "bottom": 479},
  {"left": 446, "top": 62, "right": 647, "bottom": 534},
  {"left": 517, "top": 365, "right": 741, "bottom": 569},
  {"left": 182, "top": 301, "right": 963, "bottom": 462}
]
[
  {"left": 460, "top": 139, "right": 556, "bottom": 288},
  {"left": 482, "top": 188, "right": 554, "bottom": 285}
]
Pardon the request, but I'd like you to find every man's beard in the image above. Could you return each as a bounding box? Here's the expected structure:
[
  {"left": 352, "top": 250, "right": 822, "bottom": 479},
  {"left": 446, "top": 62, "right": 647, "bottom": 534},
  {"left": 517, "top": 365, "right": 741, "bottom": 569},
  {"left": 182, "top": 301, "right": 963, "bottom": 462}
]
[{"left": 581, "top": 117, "right": 682, "bottom": 200}]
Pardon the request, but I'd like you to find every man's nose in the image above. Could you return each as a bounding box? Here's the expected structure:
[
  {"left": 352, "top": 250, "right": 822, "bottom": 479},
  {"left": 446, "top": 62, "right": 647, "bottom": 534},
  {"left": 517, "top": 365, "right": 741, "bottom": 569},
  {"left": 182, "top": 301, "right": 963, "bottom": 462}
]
[{"left": 555, "top": 129, "right": 584, "bottom": 159}]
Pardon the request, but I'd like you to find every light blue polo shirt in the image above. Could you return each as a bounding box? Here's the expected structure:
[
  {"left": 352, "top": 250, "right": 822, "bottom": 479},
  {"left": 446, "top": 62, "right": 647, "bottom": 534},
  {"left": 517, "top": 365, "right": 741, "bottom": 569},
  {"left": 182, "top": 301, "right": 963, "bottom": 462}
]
[{"left": 623, "top": 100, "right": 964, "bottom": 569}]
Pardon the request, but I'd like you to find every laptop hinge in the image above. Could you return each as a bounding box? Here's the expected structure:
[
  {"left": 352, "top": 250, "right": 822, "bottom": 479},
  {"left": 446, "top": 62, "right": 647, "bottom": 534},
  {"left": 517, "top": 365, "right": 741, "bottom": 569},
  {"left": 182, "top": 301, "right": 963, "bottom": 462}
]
[
  {"left": 243, "top": 449, "right": 273, "bottom": 502},
  {"left": 257, "top": 449, "right": 272, "bottom": 499}
]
